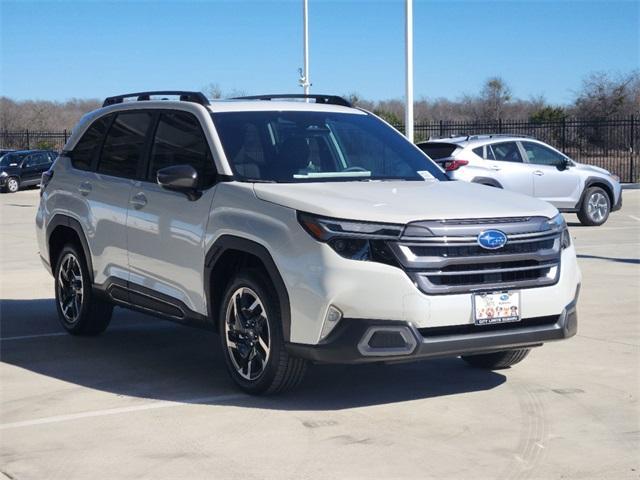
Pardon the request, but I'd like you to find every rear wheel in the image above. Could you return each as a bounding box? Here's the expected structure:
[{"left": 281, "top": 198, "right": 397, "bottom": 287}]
[
  {"left": 462, "top": 348, "right": 530, "bottom": 369},
  {"left": 219, "top": 270, "right": 307, "bottom": 394},
  {"left": 54, "top": 244, "right": 113, "bottom": 335},
  {"left": 577, "top": 186, "right": 610, "bottom": 226}
]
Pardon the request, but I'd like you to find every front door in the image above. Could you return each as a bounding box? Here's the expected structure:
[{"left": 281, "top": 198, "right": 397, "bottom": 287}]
[
  {"left": 520, "top": 141, "right": 581, "bottom": 208},
  {"left": 126, "top": 110, "right": 218, "bottom": 315}
]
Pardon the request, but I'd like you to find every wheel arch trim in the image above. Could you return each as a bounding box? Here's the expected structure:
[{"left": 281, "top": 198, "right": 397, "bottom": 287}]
[
  {"left": 46, "top": 214, "right": 94, "bottom": 283},
  {"left": 204, "top": 235, "right": 291, "bottom": 341}
]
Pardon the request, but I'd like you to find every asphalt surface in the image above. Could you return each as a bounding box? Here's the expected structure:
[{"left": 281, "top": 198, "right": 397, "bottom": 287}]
[{"left": 1, "top": 187, "right": 638, "bottom": 480}]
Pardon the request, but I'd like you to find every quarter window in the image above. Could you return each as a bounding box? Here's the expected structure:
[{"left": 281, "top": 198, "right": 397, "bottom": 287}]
[
  {"left": 521, "top": 142, "right": 565, "bottom": 166},
  {"left": 98, "top": 112, "right": 152, "bottom": 178},
  {"left": 490, "top": 142, "right": 523, "bottom": 163},
  {"left": 148, "top": 112, "right": 216, "bottom": 188},
  {"left": 71, "top": 115, "right": 112, "bottom": 171}
]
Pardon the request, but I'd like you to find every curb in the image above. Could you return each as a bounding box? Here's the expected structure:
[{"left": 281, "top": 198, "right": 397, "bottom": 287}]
[{"left": 622, "top": 183, "right": 640, "bottom": 190}]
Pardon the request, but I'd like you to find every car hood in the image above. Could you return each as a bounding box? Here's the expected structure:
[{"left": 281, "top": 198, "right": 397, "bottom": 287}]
[
  {"left": 573, "top": 162, "right": 611, "bottom": 176},
  {"left": 253, "top": 180, "right": 558, "bottom": 224}
]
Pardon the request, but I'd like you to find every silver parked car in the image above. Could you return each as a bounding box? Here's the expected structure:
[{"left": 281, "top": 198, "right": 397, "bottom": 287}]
[{"left": 417, "top": 135, "right": 622, "bottom": 226}]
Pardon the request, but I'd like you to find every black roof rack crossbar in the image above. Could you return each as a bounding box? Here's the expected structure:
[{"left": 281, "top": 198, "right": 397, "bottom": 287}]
[
  {"left": 102, "top": 91, "right": 210, "bottom": 108},
  {"left": 232, "top": 94, "right": 352, "bottom": 108}
]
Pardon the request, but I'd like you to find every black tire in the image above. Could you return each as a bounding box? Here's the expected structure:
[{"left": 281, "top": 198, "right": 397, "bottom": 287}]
[
  {"left": 219, "top": 269, "right": 307, "bottom": 395},
  {"left": 54, "top": 243, "right": 113, "bottom": 335},
  {"left": 462, "top": 348, "right": 530, "bottom": 369},
  {"left": 577, "top": 186, "right": 610, "bottom": 226},
  {"left": 4, "top": 177, "right": 20, "bottom": 193}
]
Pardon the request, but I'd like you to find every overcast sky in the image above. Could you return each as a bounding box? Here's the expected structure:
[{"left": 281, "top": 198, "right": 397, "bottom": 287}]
[{"left": 1, "top": 0, "right": 638, "bottom": 104}]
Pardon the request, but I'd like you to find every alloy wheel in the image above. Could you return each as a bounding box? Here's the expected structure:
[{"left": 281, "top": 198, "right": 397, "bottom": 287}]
[
  {"left": 57, "top": 253, "right": 84, "bottom": 324},
  {"left": 587, "top": 192, "right": 608, "bottom": 223},
  {"left": 7, "top": 178, "right": 18, "bottom": 193},
  {"left": 224, "top": 287, "right": 271, "bottom": 381}
]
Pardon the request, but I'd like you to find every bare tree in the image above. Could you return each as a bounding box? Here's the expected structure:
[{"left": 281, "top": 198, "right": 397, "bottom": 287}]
[{"left": 572, "top": 71, "right": 640, "bottom": 118}]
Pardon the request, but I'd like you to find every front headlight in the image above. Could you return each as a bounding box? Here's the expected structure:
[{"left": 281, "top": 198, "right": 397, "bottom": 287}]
[
  {"left": 547, "top": 213, "right": 571, "bottom": 249},
  {"left": 0, "top": 171, "right": 7, "bottom": 177},
  {"left": 297, "top": 212, "right": 402, "bottom": 264}
]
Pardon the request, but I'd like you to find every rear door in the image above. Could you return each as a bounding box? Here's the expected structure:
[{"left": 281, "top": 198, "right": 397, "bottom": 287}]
[
  {"left": 126, "top": 110, "right": 218, "bottom": 315},
  {"left": 84, "top": 111, "right": 153, "bottom": 285},
  {"left": 482, "top": 141, "right": 534, "bottom": 196},
  {"left": 21, "top": 153, "right": 48, "bottom": 185},
  {"left": 520, "top": 141, "right": 580, "bottom": 208}
]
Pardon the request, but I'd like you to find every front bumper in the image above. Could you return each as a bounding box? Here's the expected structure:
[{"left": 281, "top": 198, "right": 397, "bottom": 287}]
[
  {"left": 286, "top": 287, "right": 579, "bottom": 364},
  {"left": 611, "top": 189, "right": 623, "bottom": 211}
]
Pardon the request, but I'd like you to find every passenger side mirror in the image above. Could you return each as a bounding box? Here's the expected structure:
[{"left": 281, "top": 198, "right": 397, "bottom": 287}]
[
  {"left": 556, "top": 158, "right": 570, "bottom": 171},
  {"left": 157, "top": 164, "right": 201, "bottom": 200}
]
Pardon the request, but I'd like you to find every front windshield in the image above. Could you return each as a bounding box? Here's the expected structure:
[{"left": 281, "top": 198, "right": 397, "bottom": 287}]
[
  {"left": 211, "top": 111, "right": 446, "bottom": 183},
  {"left": 0, "top": 152, "right": 27, "bottom": 167}
]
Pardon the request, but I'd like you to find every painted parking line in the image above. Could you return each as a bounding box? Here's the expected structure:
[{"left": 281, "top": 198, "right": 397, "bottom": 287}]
[
  {"left": 629, "top": 215, "right": 640, "bottom": 222},
  {"left": 0, "top": 332, "right": 68, "bottom": 341},
  {"left": 0, "top": 393, "right": 245, "bottom": 430}
]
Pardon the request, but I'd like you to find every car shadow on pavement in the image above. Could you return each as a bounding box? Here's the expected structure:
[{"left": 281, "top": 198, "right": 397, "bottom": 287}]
[
  {"left": 0, "top": 298, "right": 506, "bottom": 411},
  {"left": 577, "top": 254, "right": 640, "bottom": 264}
]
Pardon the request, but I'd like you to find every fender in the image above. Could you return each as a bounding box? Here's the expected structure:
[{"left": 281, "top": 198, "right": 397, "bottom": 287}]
[
  {"left": 204, "top": 235, "right": 291, "bottom": 341},
  {"left": 565, "top": 176, "right": 616, "bottom": 212},
  {"left": 46, "top": 214, "right": 94, "bottom": 282},
  {"left": 471, "top": 177, "right": 503, "bottom": 189}
]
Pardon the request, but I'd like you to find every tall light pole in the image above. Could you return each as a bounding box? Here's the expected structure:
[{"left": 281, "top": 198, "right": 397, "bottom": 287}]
[
  {"left": 405, "top": 0, "right": 414, "bottom": 142},
  {"left": 299, "top": 0, "right": 311, "bottom": 96}
]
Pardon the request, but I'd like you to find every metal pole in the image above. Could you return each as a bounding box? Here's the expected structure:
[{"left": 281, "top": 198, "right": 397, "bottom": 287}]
[
  {"left": 405, "top": 0, "right": 414, "bottom": 142},
  {"left": 301, "top": 0, "right": 310, "bottom": 96}
]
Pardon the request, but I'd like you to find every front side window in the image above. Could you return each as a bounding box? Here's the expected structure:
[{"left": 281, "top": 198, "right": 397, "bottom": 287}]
[
  {"left": 490, "top": 142, "right": 523, "bottom": 163},
  {"left": 0, "top": 152, "right": 28, "bottom": 167},
  {"left": 212, "top": 111, "right": 447, "bottom": 183},
  {"left": 72, "top": 115, "right": 112, "bottom": 171},
  {"left": 148, "top": 112, "right": 216, "bottom": 188},
  {"left": 98, "top": 112, "right": 152, "bottom": 178},
  {"left": 521, "top": 142, "right": 566, "bottom": 166}
]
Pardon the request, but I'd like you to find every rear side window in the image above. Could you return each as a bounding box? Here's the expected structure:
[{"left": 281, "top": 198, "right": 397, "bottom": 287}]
[
  {"left": 490, "top": 142, "right": 523, "bottom": 163},
  {"left": 71, "top": 115, "right": 112, "bottom": 171},
  {"left": 98, "top": 112, "right": 152, "bottom": 178},
  {"left": 148, "top": 112, "right": 216, "bottom": 189},
  {"left": 417, "top": 143, "right": 459, "bottom": 160}
]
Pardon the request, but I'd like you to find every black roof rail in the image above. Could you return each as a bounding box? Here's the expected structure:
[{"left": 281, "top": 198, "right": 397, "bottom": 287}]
[
  {"left": 102, "top": 91, "right": 210, "bottom": 108},
  {"left": 232, "top": 94, "right": 352, "bottom": 108}
]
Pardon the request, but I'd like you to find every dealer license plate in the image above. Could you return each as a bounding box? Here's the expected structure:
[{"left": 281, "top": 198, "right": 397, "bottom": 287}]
[{"left": 473, "top": 291, "right": 521, "bottom": 326}]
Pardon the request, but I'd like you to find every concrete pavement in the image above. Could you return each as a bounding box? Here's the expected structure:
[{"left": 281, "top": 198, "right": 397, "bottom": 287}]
[{"left": 1, "top": 187, "right": 638, "bottom": 480}]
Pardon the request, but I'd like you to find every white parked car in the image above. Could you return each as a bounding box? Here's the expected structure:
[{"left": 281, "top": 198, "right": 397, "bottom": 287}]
[
  {"left": 417, "top": 135, "right": 622, "bottom": 226},
  {"left": 36, "top": 92, "right": 581, "bottom": 394}
]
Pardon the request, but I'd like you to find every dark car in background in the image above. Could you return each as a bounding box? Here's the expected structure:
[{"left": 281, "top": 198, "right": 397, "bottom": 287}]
[{"left": 0, "top": 150, "right": 57, "bottom": 193}]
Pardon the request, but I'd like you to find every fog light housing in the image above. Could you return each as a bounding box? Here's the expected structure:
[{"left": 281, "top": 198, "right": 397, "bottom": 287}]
[{"left": 319, "top": 305, "right": 342, "bottom": 341}]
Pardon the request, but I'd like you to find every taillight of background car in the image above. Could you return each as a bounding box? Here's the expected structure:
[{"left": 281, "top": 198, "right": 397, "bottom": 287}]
[{"left": 443, "top": 159, "right": 468, "bottom": 171}]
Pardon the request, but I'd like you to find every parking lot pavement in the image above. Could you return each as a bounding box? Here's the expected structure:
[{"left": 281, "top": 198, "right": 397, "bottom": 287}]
[{"left": 0, "top": 188, "right": 638, "bottom": 480}]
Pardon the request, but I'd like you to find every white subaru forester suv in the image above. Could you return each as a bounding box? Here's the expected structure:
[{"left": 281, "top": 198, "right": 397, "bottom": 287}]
[{"left": 36, "top": 92, "right": 581, "bottom": 394}]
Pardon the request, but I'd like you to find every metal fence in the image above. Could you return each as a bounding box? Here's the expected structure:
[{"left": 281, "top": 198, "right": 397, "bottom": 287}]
[
  {"left": 393, "top": 116, "right": 639, "bottom": 183},
  {"left": 1, "top": 116, "right": 638, "bottom": 182}
]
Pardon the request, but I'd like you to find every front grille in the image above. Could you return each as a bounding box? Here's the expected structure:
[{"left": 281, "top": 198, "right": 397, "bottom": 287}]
[{"left": 388, "top": 216, "right": 562, "bottom": 294}]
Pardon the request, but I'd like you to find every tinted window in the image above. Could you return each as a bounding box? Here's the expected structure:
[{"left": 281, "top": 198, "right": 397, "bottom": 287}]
[
  {"left": 72, "top": 115, "right": 112, "bottom": 171},
  {"left": 522, "top": 142, "right": 565, "bottom": 166},
  {"left": 149, "top": 112, "right": 216, "bottom": 188},
  {"left": 417, "top": 143, "right": 459, "bottom": 160},
  {"left": 25, "top": 153, "right": 49, "bottom": 166},
  {"left": 0, "top": 152, "right": 27, "bottom": 167},
  {"left": 472, "top": 146, "right": 484, "bottom": 158},
  {"left": 491, "top": 142, "right": 523, "bottom": 163},
  {"left": 213, "top": 111, "right": 447, "bottom": 183},
  {"left": 98, "top": 112, "right": 152, "bottom": 178}
]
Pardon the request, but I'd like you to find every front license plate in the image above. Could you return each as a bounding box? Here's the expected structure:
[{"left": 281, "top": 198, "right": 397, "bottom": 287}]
[{"left": 473, "top": 291, "right": 521, "bottom": 326}]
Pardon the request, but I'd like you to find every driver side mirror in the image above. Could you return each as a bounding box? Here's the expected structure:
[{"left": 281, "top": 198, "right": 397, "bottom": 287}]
[{"left": 157, "top": 164, "right": 201, "bottom": 200}]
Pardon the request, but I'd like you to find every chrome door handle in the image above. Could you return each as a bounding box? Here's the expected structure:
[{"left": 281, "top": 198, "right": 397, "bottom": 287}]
[
  {"left": 533, "top": 170, "right": 544, "bottom": 176},
  {"left": 130, "top": 192, "right": 147, "bottom": 209},
  {"left": 78, "top": 181, "right": 92, "bottom": 196}
]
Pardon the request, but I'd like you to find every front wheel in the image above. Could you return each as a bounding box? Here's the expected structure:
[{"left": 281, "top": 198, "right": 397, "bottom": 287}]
[
  {"left": 219, "top": 270, "right": 307, "bottom": 394},
  {"left": 577, "top": 187, "right": 610, "bottom": 226},
  {"left": 5, "top": 177, "right": 20, "bottom": 193},
  {"left": 461, "top": 348, "right": 530, "bottom": 369}
]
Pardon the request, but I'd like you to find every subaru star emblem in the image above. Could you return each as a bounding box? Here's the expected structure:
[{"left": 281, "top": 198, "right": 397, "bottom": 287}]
[{"left": 477, "top": 230, "right": 508, "bottom": 250}]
